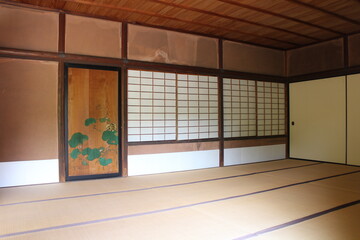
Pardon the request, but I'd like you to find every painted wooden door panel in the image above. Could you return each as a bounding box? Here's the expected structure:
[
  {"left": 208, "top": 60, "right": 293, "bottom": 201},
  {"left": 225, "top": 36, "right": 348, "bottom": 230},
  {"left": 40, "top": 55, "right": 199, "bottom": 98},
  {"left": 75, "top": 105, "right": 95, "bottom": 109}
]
[
  {"left": 290, "top": 77, "right": 346, "bottom": 163},
  {"left": 67, "top": 67, "right": 119, "bottom": 178}
]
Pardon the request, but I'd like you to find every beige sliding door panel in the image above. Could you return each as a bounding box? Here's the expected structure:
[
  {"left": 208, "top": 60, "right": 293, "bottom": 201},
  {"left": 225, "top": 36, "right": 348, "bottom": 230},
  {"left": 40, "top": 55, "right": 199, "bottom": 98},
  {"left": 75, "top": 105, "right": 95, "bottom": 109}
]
[
  {"left": 290, "top": 77, "right": 346, "bottom": 163},
  {"left": 347, "top": 74, "right": 360, "bottom": 166}
]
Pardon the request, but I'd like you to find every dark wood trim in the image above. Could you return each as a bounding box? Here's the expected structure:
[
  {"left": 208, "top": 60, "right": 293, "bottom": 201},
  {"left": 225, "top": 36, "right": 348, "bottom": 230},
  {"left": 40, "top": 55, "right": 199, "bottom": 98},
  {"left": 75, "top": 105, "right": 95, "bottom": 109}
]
[
  {"left": 125, "top": 59, "right": 220, "bottom": 76},
  {"left": 221, "top": 69, "right": 287, "bottom": 82},
  {"left": 284, "top": 49, "right": 288, "bottom": 77},
  {"left": 0, "top": 47, "right": 60, "bottom": 61},
  {"left": 255, "top": 80, "right": 258, "bottom": 137},
  {"left": 149, "top": 0, "right": 319, "bottom": 42},
  {"left": 0, "top": 0, "right": 59, "bottom": 12},
  {"left": 0, "top": 47, "right": 287, "bottom": 82},
  {"left": 58, "top": 12, "right": 65, "bottom": 53},
  {"left": 62, "top": 0, "right": 298, "bottom": 47},
  {"left": 121, "top": 23, "right": 128, "bottom": 60},
  {"left": 128, "top": 138, "right": 220, "bottom": 146},
  {"left": 344, "top": 36, "right": 349, "bottom": 68},
  {"left": 218, "top": 39, "right": 223, "bottom": 70},
  {"left": 224, "top": 135, "right": 286, "bottom": 141},
  {"left": 218, "top": 0, "right": 343, "bottom": 36},
  {"left": 286, "top": 82, "right": 290, "bottom": 158},
  {"left": 121, "top": 67, "right": 128, "bottom": 176},
  {"left": 128, "top": 141, "right": 220, "bottom": 155},
  {"left": 288, "top": 157, "right": 356, "bottom": 166},
  {"left": 345, "top": 75, "right": 348, "bottom": 165},
  {"left": 288, "top": 66, "right": 360, "bottom": 83},
  {"left": 224, "top": 137, "right": 286, "bottom": 149},
  {"left": 58, "top": 60, "right": 66, "bottom": 182},
  {"left": 218, "top": 38, "right": 224, "bottom": 167},
  {"left": 0, "top": 47, "right": 122, "bottom": 66},
  {"left": 287, "top": 0, "right": 360, "bottom": 26},
  {"left": 287, "top": 36, "right": 344, "bottom": 51},
  {"left": 218, "top": 77, "right": 224, "bottom": 167}
]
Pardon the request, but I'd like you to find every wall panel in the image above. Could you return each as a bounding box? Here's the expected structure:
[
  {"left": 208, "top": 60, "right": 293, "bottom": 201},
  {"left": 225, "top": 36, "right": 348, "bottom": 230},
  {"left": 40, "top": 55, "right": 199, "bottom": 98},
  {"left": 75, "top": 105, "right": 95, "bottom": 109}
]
[
  {"left": 66, "top": 15, "right": 121, "bottom": 58},
  {"left": 0, "top": 58, "right": 58, "bottom": 162},
  {"left": 223, "top": 41, "right": 285, "bottom": 76},
  {"left": 287, "top": 39, "right": 344, "bottom": 76},
  {"left": 290, "top": 77, "right": 346, "bottom": 163},
  {"left": 0, "top": 159, "right": 59, "bottom": 187},
  {"left": 128, "top": 150, "right": 219, "bottom": 176},
  {"left": 224, "top": 144, "right": 286, "bottom": 166},
  {"left": 348, "top": 33, "right": 360, "bottom": 67},
  {"left": 0, "top": 5, "right": 58, "bottom": 52},
  {"left": 128, "top": 24, "right": 218, "bottom": 69},
  {"left": 347, "top": 73, "right": 360, "bottom": 166}
]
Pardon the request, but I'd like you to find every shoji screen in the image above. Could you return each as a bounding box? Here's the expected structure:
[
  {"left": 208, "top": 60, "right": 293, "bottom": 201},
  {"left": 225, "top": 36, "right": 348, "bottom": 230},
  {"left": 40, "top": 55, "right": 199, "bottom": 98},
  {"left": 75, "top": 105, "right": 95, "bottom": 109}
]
[
  {"left": 177, "top": 74, "right": 218, "bottom": 140},
  {"left": 127, "top": 70, "right": 218, "bottom": 142},
  {"left": 347, "top": 74, "right": 360, "bottom": 166},
  {"left": 128, "top": 70, "right": 177, "bottom": 142},
  {"left": 223, "top": 79, "right": 285, "bottom": 138},
  {"left": 223, "top": 78, "right": 256, "bottom": 137},
  {"left": 257, "top": 81, "right": 286, "bottom": 136},
  {"left": 290, "top": 77, "right": 346, "bottom": 163}
]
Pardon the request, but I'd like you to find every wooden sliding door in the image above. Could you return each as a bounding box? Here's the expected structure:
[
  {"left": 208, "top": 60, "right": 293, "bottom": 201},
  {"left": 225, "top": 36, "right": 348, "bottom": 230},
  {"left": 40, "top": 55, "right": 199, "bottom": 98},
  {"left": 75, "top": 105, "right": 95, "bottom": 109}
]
[{"left": 66, "top": 64, "right": 120, "bottom": 180}]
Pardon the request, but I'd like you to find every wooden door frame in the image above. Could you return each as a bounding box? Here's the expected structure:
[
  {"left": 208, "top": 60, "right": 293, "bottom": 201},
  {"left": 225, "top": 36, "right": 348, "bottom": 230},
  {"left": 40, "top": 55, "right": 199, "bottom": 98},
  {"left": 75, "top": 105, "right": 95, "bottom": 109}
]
[{"left": 64, "top": 63, "right": 122, "bottom": 181}]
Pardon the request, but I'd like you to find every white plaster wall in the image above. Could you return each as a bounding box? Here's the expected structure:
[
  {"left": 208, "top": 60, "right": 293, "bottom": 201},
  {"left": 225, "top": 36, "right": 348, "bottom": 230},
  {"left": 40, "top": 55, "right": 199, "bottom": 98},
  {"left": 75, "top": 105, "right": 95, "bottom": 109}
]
[
  {"left": 128, "top": 150, "right": 219, "bottom": 176},
  {"left": 0, "top": 159, "right": 59, "bottom": 187},
  {"left": 224, "top": 144, "right": 286, "bottom": 166}
]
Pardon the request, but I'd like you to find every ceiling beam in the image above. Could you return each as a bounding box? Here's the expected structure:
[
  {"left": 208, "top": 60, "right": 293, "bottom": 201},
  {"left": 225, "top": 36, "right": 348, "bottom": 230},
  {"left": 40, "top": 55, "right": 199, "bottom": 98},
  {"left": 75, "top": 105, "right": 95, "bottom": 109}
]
[
  {"left": 148, "top": 0, "right": 319, "bottom": 42},
  {"left": 63, "top": 0, "right": 299, "bottom": 47},
  {"left": 218, "top": 0, "right": 344, "bottom": 36},
  {"left": 287, "top": 0, "right": 360, "bottom": 26}
]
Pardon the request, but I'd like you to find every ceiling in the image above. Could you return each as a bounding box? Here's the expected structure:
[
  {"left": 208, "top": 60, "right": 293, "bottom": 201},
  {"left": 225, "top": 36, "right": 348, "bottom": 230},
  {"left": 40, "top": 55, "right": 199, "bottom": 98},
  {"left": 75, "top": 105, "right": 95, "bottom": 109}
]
[{"left": 7, "top": 0, "right": 360, "bottom": 50}]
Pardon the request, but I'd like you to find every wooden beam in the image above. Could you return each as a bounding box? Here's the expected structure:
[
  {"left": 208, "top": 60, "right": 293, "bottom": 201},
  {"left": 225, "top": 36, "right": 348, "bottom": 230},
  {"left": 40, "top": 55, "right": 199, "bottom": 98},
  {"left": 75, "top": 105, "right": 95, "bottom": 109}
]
[
  {"left": 121, "top": 22, "right": 128, "bottom": 59},
  {"left": 120, "top": 66, "right": 128, "bottom": 176},
  {"left": 218, "top": 0, "right": 344, "bottom": 36},
  {"left": 62, "top": 0, "right": 300, "bottom": 47},
  {"left": 224, "top": 137, "right": 287, "bottom": 149},
  {"left": 148, "top": 0, "right": 319, "bottom": 42},
  {"left": 287, "top": 0, "right": 360, "bottom": 26},
  {"left": 218, "top": 39, "right": 224, "bottom": 166},
  {"left": 58, "top": 12, "right": 65, "bottom": 53},
  {"left": 58, "top": 60, "right": 66, "bottom": 182}
]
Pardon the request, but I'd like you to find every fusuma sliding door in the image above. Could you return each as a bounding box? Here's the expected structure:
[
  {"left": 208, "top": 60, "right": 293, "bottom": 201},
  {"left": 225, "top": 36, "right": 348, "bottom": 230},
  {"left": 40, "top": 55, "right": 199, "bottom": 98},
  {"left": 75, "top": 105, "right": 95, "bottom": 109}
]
[
  {"left": 289, "top": 76, "right": 346, "bottom": 163},
  {"left": 65, "top": 64, "right": 120, "bottom": 180}
]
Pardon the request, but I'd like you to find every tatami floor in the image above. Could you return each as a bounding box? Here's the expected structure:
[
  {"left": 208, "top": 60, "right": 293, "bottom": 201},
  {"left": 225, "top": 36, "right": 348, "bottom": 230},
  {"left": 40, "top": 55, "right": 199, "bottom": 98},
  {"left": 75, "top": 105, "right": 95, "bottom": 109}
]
[{"left": 0, "top": 159, "right": 359, "bottom": 240}]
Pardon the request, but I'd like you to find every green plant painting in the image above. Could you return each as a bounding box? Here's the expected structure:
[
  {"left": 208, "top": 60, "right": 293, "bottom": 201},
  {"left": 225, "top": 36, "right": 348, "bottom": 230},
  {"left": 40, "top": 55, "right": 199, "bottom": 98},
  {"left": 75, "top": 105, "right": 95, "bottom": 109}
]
[{"left": 68, "top": 117, "right": 118, "bottom": 167}]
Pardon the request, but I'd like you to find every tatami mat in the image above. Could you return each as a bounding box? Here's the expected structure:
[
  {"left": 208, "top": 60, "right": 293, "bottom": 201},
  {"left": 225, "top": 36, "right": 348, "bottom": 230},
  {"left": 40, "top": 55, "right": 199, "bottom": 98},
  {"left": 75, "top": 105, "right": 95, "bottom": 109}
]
[
  {"left": 0, "top": 159, "right": 359, "bottom": 240},
  {"left": 249, "top": 204, "right": 360, "bottom": 240},
  {"left": 0, "top": 159, "right": 311, "bottom": 205}
]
